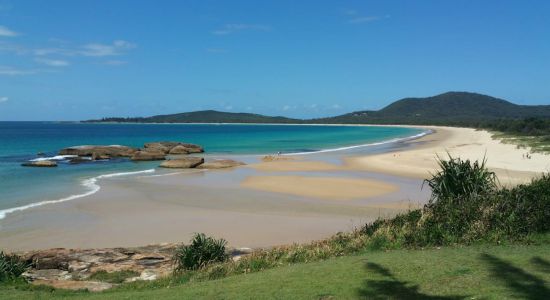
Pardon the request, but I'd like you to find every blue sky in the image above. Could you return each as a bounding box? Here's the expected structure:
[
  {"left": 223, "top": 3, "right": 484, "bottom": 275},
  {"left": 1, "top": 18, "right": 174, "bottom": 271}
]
[{"left": 0, "top": 0, "right": 549, "bottom": 121}]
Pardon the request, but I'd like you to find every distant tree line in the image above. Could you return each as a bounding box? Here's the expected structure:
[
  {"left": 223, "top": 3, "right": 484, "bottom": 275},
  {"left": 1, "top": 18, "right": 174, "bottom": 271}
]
[{"left": 470, "top": 117, "right": 550, "bottom": 137}]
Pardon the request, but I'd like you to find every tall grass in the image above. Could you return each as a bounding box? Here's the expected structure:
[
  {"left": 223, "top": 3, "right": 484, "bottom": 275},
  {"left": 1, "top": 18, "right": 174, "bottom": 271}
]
[
  {"left": 423, "top": 154, "right": 497, "bottom": 201},
  {"left": 0, "top": 252, "right": 29, "bottom": 282},
  {"left": 174, "top": 233, "right": 229, "bottom": 272}
]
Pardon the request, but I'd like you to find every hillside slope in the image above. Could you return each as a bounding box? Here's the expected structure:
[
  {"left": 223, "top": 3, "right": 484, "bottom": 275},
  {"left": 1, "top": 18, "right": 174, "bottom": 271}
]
[
  {"left": 317, "top": 92, "right": 550, "bottom": 124},
  {"left": 85, "top": 110, "right": 301, "bottom": 124},
  {"left": 85, "top": 92, "right": 550, "bottom": 125}
]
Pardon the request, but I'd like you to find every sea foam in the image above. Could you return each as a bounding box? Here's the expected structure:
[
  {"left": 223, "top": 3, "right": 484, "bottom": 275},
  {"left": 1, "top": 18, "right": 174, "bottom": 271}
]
[
  {"left": 0, "top": 169, "right": 155, "bottom": 220},
  {"left": 286, "top": 130, "right": 432, "bottom": 155},
  {"left": 29, "top": 155, "right": 80, "bottom": 162}
]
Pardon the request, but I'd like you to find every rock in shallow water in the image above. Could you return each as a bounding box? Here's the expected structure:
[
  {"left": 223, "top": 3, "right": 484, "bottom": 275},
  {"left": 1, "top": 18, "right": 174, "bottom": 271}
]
[
  {"left": 145, "top": 141, "right": 204, "bottom": 154},
  {"left": 59, "top": 145, "right": 138, "bottom": 157},
  {"left": 160, "top": 157, "right": 204, "bottom": 168},
  {"left": 130, "top": 151, "right": 166, "bottom": 161},
  {"left": 197, "top": 159, "right": 245, "bottom": 169},
  {"left": 21, "top": 160, "right": 58, "bottom": 167},
  {"left": 168, "top": 145, "right": 191, "bottom": 154}
]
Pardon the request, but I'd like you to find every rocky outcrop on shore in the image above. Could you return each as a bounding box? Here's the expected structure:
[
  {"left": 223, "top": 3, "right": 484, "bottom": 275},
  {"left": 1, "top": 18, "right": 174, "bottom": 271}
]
[
  {"left": 160, "top": 157, "right": 204, "bottom": 168},
  {"left": 18, "top": 244, "right": 253, "bottom": 292},
  {"left": 59, "top": 145, "right": 138, "bottom": 158},
  {"left": 21, "top": 244, "right": 176, "bottom": 291},
  {"left": 197, "top": 159, "right": 246, "bottom": 169},
  {"left": 31, "top": 141, "right": 207, "bottom": 164},
  {"left": 23, "top": 142, "right": 250, "bottom": 170},
  {"left": 144, "top": 142, "right": 204, "bottom": 154},
  {"left": 130, "top": 150, "right": 166, "bottom": 161}
]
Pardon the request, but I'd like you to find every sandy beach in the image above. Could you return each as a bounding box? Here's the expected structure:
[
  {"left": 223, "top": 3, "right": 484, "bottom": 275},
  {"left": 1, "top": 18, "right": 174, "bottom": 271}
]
[
  {"left": 0, "top": 126, "right": 548, "bottom": 251},
  {"left": 346, "top": 126, "right": 550, "bottom": 186}
]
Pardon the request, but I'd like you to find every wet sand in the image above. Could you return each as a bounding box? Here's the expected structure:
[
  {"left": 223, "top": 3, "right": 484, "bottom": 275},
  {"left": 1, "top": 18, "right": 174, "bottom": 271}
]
[
  {"left": 1, "top": 126, "right": 547, "bottom": 251},
  {"left": 241, "top": 176, "right": 397, "bottom": 200},
  {"left": 0, "top": 166, "right": 416, "bottom": 251}
]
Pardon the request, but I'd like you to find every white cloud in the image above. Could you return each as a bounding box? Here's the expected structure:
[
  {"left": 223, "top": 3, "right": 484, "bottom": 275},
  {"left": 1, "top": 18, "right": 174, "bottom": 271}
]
[
  {"left": 344, "top": 9, "right": 389, "bottom": 24},
  {"left": 80, "top": 40, "right": 136, "bottom": 57},
  {"left": 35, "top": 58, "right": 69, "bottom": 67},
  {"left": 0, "top": 96, "right": 8, "bottom": 103},
  {"left": 282, "top": 105, "right": 297, "bottom": 111},
  {"left": 1, "top": 39, "right": 137, "bottom": 59},
  {"left": 331, "top": 104, "right": 342, "bottom": 109},
  {"left": 0, "top": 25, "right": 17, "bottom": 37},
  {"left": 0, "top": 65, "right": 38, "bottom": 75},
  {"left": 212, "top": 24, "right": 270, "bottom": 35},
  {"left": 224, "top": 105, "right": 233, "bottom": 110},
  {"left": 33, "top": 47, "right": 74, "bottom": 56}
]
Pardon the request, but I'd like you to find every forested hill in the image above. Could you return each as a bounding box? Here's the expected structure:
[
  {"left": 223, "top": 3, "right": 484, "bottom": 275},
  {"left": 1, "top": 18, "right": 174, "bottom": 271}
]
[
  {"left": 314, "top": 92, "right": 550, "bottom": 125},
  {"left": 85, "top": 92, "right": 550, "bottom": 125},
  {"left": 86, "top": 110, "right": 301, "bottom": 124}
]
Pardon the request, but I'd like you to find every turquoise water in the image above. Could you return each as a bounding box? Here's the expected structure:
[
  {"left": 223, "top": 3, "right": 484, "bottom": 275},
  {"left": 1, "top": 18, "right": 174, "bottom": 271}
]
[{"left": 0, "top": 122, "right": 425, "bottom": 217}]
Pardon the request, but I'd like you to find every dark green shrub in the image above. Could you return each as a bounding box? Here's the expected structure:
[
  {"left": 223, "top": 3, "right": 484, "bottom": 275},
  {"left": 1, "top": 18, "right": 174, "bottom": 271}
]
[
  {"left": 174, "top": 233, "right": 229, "bottom": 272},
  {"left": 423, "top": 154, "right": 497, "bottom": 201},
  {"left": 488, "top": 174, "right": 550, "bottom": 238},
  {"left": 363, "top": 156, "right": 550, "bottom": 247},
  {"left": 0, "top": 251, "right": 29, "bottom": 282}
]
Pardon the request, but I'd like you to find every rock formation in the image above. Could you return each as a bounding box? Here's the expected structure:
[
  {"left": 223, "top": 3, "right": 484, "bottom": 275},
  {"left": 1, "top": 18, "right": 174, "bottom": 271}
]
[
  {"left": 21, "top": 161, "right": 58, "bottom": 167},
  {"left": 130, "top": 150, "right": 166, "bottom": 161},
  {"left": 197, "top": 159, "right": 245, "bottom": 169},
  {"left": 18, "top": 244, "right": 253, "bottom": 292},
  {"left": 59, "top": 145, "right": 138, "bottom": 158},
  {"left": 145, "top": 141, "right": 204, "bottom": 154},
  {"left": 159, "top": 157, "right": 204, "bottom": 168}
]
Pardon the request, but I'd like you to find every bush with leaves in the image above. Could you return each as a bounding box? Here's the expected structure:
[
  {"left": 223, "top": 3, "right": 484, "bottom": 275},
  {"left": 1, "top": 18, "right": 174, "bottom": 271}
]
[
  {"left": 0, "top": 251, "right": 29, "bottom": 282},
  {"left": 174, "top": 233, "right": 229, "bottom": 272},
  {"left": 363, "top": 155, "right": 550, "bottom": 247},
  {"left": 423, "top": 154, "right": 497, "bottom": 201}
]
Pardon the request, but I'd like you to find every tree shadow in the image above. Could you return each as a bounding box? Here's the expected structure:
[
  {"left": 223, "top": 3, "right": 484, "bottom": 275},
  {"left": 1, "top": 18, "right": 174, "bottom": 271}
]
[
  {"left": 530, "top": 256, "right": 550, "bottom": 274},
  {"left": 357, "top": 262, "right": 466, "bottom": 299},
  {"left": 480, "top": 253, "right": 550, "bottom": 300}
]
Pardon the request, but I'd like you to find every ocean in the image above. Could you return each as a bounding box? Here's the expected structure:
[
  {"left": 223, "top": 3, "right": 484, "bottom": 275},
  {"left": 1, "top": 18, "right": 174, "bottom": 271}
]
[{"left": 0, "top": 122, "right": 426, "bottom": 219}]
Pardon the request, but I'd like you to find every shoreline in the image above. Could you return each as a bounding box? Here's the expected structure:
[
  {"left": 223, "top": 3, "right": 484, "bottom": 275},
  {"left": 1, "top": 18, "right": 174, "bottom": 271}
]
[
  {"left": 1, "top": 125, "right": 548, "bottom": 251},
  {"left": 0, "top": 126, "right": 429, "bottom": 220}
]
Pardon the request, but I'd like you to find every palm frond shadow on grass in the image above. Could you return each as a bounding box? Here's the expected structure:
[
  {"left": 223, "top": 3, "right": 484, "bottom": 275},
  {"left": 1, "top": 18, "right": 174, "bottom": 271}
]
[
  {"left": 481, "top": 253, "right": 550, "bottom": 300},
  {"left": 357, "top": 262, "right": 467, "bottom": 300}
]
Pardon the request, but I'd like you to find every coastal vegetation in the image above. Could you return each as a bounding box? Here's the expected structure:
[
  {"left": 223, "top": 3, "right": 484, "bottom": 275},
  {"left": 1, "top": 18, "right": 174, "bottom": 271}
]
[
  {"left": 480, "top": 118, "right": 550, "bottom": 153},
  {"left": 86, "top": 92, "right": 550, "bottom": 126},
  {"left": 87, "top": 110, "right": 299, "bottom": 124},
  {"left": 0, "top": 252, "right": 28, "bottom": 282},
  {"left": 1, "top": 155, "right": 548, "bottom": 298},
  {"left": 85, "top": 91, "right": 550, "bottom": 152},
  {"left": 174, "top": 233, "right": 229, "bottom": 271}
]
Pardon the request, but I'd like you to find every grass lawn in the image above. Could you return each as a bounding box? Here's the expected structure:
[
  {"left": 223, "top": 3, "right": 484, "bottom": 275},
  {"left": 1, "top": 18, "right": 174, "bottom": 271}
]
[{"left": 1, "top": 243, "right": 549, "bottom": 299}]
